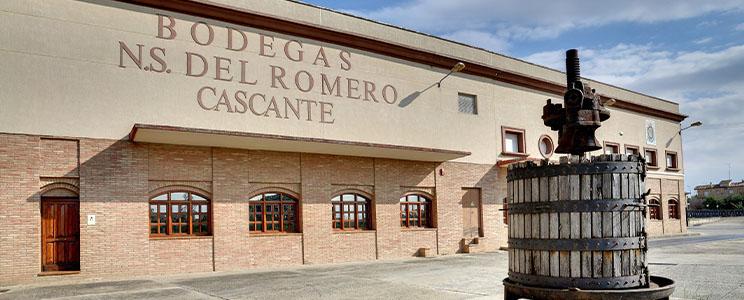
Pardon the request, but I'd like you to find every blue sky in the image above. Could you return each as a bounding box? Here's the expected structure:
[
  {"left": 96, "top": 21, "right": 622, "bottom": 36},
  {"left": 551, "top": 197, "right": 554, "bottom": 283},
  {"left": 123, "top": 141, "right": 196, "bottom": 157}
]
[{"left": 301, "top": 0, "right": 744, "bottom": 193}]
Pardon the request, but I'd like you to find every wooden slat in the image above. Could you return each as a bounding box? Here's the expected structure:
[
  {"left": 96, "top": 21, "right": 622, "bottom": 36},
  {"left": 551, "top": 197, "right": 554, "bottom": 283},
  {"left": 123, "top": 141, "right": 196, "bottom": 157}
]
[
  {"left": 570, "top": 251, "right": 581, "bottom": 278},
  {"left": 525, "top": 213, "right": 532, "bottom": 239},
  {"left": 581, "top": 212, "right": 591, "bottom": 239},
  {"left": 532, "top": 178, "right": 540, "bottom": 202},
  {"left": 622, "top": 211, "right": 630, "bottom": 238},
  {"left": 622, "top": 249, "right": 630, "bottom": 276},
  {"left": 581, "top": 174, "right": 592, "bottom": 200},
  {"left": 550, "top": 213, "right": 559, "bottom": 239},
  {"left": 612, "top": 173, "right": 622, "bottom": 199},
  {"left": 532, "top": 213, "right": 540, "bottom": 240},
  {"left": 517, "top": 179, "right": 523, "bottom": 204},
  {"left": 581, "top": 251, "right": 592, "bottom": 277},
  {"left": 621, "top": 173, "right": 629, "bottom": 199},
  {"left": 532, "top": 250, "right": 541, "bottom": 275},
  {"left": 593, "top": 174, "right": 603, "bottom": 200},
  {"left": 603, "top": 212, "right": 612, "bottom": 238},
  {"left": 592, "top": 212, "right": 602, "bottom": 238},
  {"left": 613, "top": 211, "right": 621, "bottom": 237},
  {"left": 593, "top": 251, "right": 602, "bottom": 278},
  {"left": 602, "top": 174, "right": 612, "bottom": 200},
  {"left": 570, "top": 174, "right": 580, "bottom": 201},
  {"left": 540, "top": 213, "right": 549, "bottom": 239},
  {"left": 540, "top": 177, "right": 549, "bottom": 202},
  {"left": 613, "top": 251, "right": 622, "bottom": 277},
  {"left": 559, "top": 212, "right": 570, "bottom": 239},
  {"left": 549, "top": 176, "right": 558, "bottom": 202},
  {"left": 560, "top": 251, "right": 570, "bottom": 277},
  {"left": 603, "top": 251, "right": 613, "bottom": 277},
  {"left": 550, "top": 251, "right": 559, "bottom": 277},
  {"left": 559, "top": 175, "right": 570, "bottom": 201},
  {"left": 540, "top": 250, "right": 550, "bottom": 276}
]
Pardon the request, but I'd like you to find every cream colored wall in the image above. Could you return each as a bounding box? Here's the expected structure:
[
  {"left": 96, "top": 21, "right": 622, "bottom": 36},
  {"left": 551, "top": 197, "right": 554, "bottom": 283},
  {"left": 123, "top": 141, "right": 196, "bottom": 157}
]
[
  {"left": 0, "top": 0, "right": 682, "bottom": 169},
  {"left": 210, "top": 0, "right": 681, "bottom": 113}
]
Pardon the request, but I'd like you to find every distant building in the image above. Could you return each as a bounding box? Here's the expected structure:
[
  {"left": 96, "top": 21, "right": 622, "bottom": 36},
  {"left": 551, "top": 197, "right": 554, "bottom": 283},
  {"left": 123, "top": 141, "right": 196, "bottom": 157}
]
[{"left": 695, "top": 180, "right": 744, "bottom": 199}]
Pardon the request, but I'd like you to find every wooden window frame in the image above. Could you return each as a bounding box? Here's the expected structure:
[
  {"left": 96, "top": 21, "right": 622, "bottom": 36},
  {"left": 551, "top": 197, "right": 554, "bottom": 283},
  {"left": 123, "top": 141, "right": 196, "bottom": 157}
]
[
  {"left": 665, "top": 151, "right": 680, "bottom": 171},
  {"left": 249, "top": 191, "right": 300, "bottom": 234},
  {"left": 644, "top": 148, "right": 659, "bottom": 169},
  {"left": 538, "top": 135, "right": 554, "bottom": 159},
  {"left": 501, "top": 126, "right": 527, "bottom": 157},
  {"left": 603, "top": 141, "right": 620, "bottom": 155},
  {"left": 332, "top": 193, "right": 372, "bottom": 231},
  {"left": 649, "top": 198, "right": 662, "bottom": 220},
  {"left": 149, "top": 191, "right": 211, "bottom": 238},
  {"left": 624, "top": 144, "right": 640, "bottom": 156},
  {"left": 400, "top": 193, "right": 434, "bottom": 228},
  {"left": 668, "top": 199, "right": 680, "bottom": 219}
]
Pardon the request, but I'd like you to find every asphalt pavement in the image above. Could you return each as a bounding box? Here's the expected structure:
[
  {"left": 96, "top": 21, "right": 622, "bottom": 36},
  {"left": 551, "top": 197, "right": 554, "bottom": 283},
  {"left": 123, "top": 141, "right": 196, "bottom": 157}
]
[{"left": 2, "top": 217, "right": 743, "bottom": 299}]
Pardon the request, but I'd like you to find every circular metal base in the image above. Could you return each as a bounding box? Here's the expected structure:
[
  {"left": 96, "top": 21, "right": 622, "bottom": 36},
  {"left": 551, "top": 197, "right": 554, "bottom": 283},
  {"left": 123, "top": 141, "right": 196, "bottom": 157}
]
[{"left": 503, "top": 276, "right": 675, "bottom": 300}]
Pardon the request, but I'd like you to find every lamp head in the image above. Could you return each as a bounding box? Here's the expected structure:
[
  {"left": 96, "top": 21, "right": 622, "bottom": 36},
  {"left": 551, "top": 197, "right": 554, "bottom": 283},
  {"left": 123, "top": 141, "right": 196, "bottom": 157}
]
[
  {"left": 691, "top": 121, "right": 703, "bottom": 127},
  {"left": 451, "top": 62, "right": 466, "bottom": 72},
  {"left": 601, "top": 98, "right": 616, "bottom": 107}
]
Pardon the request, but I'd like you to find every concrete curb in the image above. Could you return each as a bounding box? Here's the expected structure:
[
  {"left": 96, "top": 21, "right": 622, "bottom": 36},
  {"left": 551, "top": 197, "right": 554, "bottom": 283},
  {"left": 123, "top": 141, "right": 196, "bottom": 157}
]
[{"left": 647, "top": 232, "right": 701, "bottom": 240}]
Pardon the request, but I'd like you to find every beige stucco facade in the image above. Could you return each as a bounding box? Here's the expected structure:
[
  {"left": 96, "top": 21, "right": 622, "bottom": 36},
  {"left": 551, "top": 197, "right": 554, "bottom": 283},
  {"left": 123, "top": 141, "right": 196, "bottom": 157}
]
[{"left": 0, "top": 0, "right": 686, "bottom": 283}]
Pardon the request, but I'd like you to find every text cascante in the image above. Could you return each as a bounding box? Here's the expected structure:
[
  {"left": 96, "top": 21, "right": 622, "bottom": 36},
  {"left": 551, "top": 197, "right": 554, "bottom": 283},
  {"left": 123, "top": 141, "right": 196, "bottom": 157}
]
[{"left": 117, "top": 15, "right": 401, "bottom": 124}]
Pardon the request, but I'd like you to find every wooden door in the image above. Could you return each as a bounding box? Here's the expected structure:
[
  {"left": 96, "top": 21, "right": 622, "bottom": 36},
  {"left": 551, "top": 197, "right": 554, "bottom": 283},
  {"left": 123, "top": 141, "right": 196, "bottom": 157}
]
[
  {"left": 41, "top": 198, "right": 80, "bottom": 272},
  {"left": 462, "top": 188, "right": 482, "bottom": 238}
]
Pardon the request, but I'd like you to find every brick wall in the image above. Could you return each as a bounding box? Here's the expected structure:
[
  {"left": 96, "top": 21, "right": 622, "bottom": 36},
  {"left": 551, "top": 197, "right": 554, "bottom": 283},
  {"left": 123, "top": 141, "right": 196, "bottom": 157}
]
[
  {"left": 0, "top": 134, "right": 41, "bottom": 285},
  {"left": 0, "top": 133, "right": 687, "bottom": 284}
]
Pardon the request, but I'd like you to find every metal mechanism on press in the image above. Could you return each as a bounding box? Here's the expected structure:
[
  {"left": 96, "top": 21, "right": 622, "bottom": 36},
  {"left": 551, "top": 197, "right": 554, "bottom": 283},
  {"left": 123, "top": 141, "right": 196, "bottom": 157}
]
[
  {"left": 542, "top": 49, "right": 611, "bottom": 156},
  {"left": 502, "top": 50, "right": 676, "bottom": 300}
]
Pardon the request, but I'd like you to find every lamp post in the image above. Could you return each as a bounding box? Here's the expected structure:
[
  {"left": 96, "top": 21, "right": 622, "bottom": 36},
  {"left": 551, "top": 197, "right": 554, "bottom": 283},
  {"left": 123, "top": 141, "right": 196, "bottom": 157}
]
[
  {"left": 436, "top": 62, "right": 466, "bottom": 87},
  {"left": 679, "top": 121, "right": 703, "bottom": 134}
]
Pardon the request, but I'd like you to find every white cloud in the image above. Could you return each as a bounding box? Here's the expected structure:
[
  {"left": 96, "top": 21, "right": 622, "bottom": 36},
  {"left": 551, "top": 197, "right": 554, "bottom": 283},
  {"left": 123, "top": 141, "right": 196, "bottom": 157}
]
[
  {"left": 355, "top": 0, "right": 744, "bottom": 45},
  {"left": 524, "top": 44, "right": 744, "bottom": 190},
  {"left": 440, "top": 30, "right": 510, "bottom": 52},
  {"left": 694, "top": 37, "right": 713, "bottom": 44}
]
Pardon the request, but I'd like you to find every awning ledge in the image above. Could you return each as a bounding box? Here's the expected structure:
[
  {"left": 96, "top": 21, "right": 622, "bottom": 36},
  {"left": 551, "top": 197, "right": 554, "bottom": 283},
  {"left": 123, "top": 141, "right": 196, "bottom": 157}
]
[{"left": 129, "top": 124, "right": 470, "bottom": 162}]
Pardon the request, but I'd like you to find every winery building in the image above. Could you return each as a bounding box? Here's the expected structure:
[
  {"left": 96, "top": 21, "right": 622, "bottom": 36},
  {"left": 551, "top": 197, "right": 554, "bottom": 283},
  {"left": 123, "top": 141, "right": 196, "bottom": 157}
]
[{"left": 0, "top": 0, "right": 688, "bottom": 283}]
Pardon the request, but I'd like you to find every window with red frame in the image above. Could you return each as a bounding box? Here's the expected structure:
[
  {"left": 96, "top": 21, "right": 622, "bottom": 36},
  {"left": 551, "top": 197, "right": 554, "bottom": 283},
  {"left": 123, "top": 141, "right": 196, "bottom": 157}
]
[
  {"left": 332, "top": 193, "right": 371, "bottom": 230},
  {"left": 149, "top": 191, "right": 210, "bottom": 237},
  {"left": 249, "top": 192, "right": 299, "bottom": 233},
  {"left": 400, "top": 194, "right": 433, "bottom": 228}
]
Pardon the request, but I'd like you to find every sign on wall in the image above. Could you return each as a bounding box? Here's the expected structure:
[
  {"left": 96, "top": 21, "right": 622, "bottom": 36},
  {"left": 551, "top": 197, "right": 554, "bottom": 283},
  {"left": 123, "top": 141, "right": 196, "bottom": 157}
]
[
  {"left": 116, "top": 15, "right": 402, "bottom": 125},
  {"left": 645, "top": 120, "right": 656, "bottom": 145}
]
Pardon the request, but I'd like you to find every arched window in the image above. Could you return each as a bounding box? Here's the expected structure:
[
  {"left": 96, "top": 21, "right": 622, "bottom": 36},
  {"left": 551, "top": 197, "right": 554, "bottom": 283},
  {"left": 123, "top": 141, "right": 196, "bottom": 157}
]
[
  {"left": 400, "top": 194, "right": 433, "bottom": 228},
  {"left": 332, "top": 193, "right": 371, "bottom": 230},
  {"left": 249, "top": 192, "right": 299, "bottom": 233},
  {"left": 649, "top": 198, "right": 661, "bottom": 220},
  {"left": 668, "top": 199, "right": 680, "bottom": 219},
  {"left": 149, "top": 191, "right": 210, "bottom": 236}
]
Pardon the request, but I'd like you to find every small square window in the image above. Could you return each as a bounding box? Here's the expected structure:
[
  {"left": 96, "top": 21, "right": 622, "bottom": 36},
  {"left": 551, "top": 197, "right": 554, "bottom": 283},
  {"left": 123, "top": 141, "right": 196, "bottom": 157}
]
[
  {"left": 625, "top": 145, "right": 640, "bottom": 156},
  {"left": 666, "top": 151, "right": 679, "bottom": 170},
  {"left": 458, "top": 93, "right": 477, "bottom": 115},
  {"left": 502, "top": 127, "right": 526, "bottom": 155},
  {"left": 644, "top": 148, "right": 658, "bottom": 168},
  {"left": 604, "top": 142, "right": 620, "bottom": 154}
]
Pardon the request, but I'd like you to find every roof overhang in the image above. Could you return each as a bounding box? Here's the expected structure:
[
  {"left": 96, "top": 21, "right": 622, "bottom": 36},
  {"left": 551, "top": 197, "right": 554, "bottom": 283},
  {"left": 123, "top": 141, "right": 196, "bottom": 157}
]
[{"left": 129, "top": 124, "right": 470, "bottom": 162}]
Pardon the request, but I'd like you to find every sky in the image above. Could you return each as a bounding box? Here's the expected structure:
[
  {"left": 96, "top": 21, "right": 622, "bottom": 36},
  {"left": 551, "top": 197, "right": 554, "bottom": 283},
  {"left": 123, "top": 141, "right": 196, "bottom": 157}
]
[{"left": 301, "top": 0, "right": 744, "bottom": 194}]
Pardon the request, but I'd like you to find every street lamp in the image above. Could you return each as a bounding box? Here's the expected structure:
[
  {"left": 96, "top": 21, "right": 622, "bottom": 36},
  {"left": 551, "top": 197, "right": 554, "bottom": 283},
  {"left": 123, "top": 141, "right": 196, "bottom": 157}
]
[
  {"left": 679, "top": 121, "right": 702, "bottom": 134},
  {"left": 437, "top": 62, "right": 466, "bottom": 87}
]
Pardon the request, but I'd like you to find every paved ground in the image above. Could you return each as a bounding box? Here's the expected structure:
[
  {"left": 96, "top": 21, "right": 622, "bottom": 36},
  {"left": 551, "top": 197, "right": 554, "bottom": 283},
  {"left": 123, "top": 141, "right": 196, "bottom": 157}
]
[{"left": 2, "top": 218, "right": 743, "bottom": 300}]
